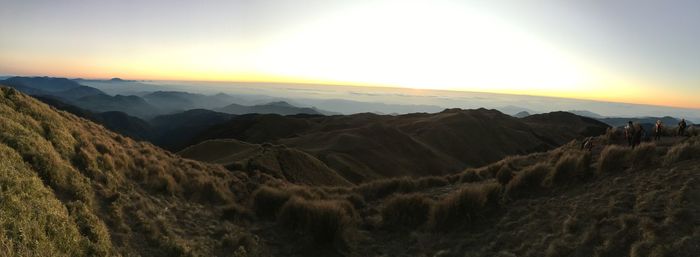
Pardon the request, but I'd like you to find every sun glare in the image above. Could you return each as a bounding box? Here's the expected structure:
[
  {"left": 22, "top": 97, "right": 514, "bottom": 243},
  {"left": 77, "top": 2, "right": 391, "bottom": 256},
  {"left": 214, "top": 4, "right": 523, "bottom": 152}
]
[{"left": 246, "top": 1, "right": 594, "bottom": 95}]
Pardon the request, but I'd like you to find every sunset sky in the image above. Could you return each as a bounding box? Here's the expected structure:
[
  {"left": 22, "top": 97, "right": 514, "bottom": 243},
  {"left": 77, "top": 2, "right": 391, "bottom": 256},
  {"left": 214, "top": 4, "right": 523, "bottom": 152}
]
[{"left": 1, "top": 0, "right": 698, "bottom": 108}]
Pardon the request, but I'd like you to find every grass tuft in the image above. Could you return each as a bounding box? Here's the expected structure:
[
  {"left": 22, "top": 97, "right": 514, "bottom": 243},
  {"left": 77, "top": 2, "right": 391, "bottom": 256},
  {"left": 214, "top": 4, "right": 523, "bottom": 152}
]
[{"left": 381, "top": 194, "right": 434, "bottom": 230}]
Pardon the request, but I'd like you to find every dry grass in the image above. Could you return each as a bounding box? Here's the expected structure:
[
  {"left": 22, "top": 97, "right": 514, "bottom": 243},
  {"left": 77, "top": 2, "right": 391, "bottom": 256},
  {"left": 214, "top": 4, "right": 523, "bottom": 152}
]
[
  {"left": 630, "top": 143, "right": 658, "bottom": 168},
  {"left": 356, "top": 176, "right": 448, "bottom": 201},
  {"left": 546, "top": 151, "right": 591, "bottom": 185},
  {"left": 277, "top": 197, "right": 357, "bottom": 246},
  {"left": 496, "top": 165, "right": 514, "bottom": 186},
  {"left": 459, "top": 169, "right": 483, "bottom": 183},
  {"left": 598, "top": 145, "right": 632, "bottom": 174},
  {"left": 505, "top": 163, "right": 550, "bottom": 198},
  {"left": 0, "top": 87, "right": 255, "bottom": 256},
  {"left": 251, "top": 186, "right": 293, "bottom": 219},
  {"left": 430, "top": 183, "right": 501, "bottom": 231},
  {"left": 664, "top": 139, "right": 700, "bottom": 165},
  {"left": 380, "top": 194, "right": 434, "bottom": 230}
]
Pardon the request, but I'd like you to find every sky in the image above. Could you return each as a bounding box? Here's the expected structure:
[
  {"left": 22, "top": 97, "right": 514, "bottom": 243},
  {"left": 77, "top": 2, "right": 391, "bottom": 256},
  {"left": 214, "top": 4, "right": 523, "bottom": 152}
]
[{"left": 1, "top": 0, "right": 699, "bottom": 109}]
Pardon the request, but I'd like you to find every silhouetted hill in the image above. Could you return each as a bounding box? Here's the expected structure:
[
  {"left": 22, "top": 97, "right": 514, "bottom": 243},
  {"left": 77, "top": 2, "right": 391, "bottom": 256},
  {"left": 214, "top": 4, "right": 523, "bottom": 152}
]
[
  {"left": 149, "top": 109, "right": 235, "bottom": 151},
  {"left": 53, "top": 85, "right": 107, "bottom": 100},
  {"left": 522, "top": 111, "right": 611, "bottom": 145},
  {"left": 190, "top": 109, "right": 609, "bottom": 183},
  {"left": 142, "top": 91, "right": 236, "bottom": 113},
  {"left": 1, "top": 76, "right": 107, "bottom": 100},
  {"left": 513, "top": 111, "right": 531, "bottom": 118},
  {"left": 568, "top": 109, "right": 605, "bottom": 119},
  {"left": 73, "top": 94, "right": 161, "bottom": 119},
  {"left": 217, "top": 101, "right": 324, "bottom": 115},
  {"left": 36, "top": 96, "right": 154, "bottom": 140},
  {"left": 2, "top": 76, "right": 83, "bottom": 92}
]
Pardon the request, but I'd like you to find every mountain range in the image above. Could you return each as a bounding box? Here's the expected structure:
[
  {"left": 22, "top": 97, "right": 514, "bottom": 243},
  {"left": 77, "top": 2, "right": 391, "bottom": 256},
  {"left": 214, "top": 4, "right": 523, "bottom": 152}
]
[{"left": 1, "top": 85, "right": 698, "bottom": 256}]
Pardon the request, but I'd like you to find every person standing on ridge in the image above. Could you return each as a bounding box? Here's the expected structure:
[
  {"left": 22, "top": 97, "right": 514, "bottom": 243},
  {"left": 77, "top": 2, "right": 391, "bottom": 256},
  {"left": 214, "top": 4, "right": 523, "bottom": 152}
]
[
  {"left": 624, "top": 121, "right": 634, "bottom": 147},
  {"left": 678, "top": 119, "right": 687, "bottom": 137},
  {"left": 633, "top": 123, "right": 644, "bottom": 148},
  {"left": 654, "top": 120, "right": 663, "bottom": 141}
]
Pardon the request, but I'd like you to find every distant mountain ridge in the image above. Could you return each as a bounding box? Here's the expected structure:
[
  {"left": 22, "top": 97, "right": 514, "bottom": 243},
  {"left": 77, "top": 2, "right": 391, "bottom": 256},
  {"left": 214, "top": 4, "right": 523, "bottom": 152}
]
[
  {"left": 1, "top": 76, "right": 335, "bottom": 118},
  {"left": 217, "top": 101, "right": 324, "bottom": 115}
]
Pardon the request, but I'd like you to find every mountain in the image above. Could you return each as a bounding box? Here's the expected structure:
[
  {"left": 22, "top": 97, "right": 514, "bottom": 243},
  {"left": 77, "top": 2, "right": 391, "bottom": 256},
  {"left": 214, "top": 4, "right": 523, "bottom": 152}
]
[
  {"left": 190, "top": 109, "right": 610, "bottom": 183},
  {"left": 2, "top": 76, "right": 83, "bottom": 92},
  {"left": 513, "top": 111, "right": 531, "bottom": 118},
  {"left": 72, "top": 94, "right": 161, "bottom": 119},
  {"left": 522, "top": 111, "right": 611, "bottom": 145},
  {"left": 496, "top": 105, "right": 538, "bottom": 116},
  {"left": 149, "top": 109, "right": 235, "bottom": 151},
  {"left": 36, "top": 96, "right": 154, "bottom": 140},
  {"left": 1, "top": 76, "right": 107, "bottom": 100},
  {"left": 217, "top": 101, "right": 324, "bottom": 115},
  {"left": 52, "top": 85, "right": 107, "bottom": 100},
  {"left": 568, "top": 110, "right": 605, "bottom": 119},
  {"left": 142, "top": 91, "right": 235, "bottom": 113}
]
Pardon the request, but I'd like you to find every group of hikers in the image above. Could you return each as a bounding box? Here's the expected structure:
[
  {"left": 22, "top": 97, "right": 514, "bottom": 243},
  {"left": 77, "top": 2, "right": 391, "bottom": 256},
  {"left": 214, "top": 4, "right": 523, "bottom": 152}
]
[
  {"left": 581, "top": 118, "right": 690, "bottom": 151},
  {"left": 623, "top": 118, "right": 688, "bottom": 148}
]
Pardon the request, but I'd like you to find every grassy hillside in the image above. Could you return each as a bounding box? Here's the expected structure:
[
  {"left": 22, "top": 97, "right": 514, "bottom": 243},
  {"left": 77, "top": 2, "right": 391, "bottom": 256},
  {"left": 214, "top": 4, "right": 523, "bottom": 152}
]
[
  {"left": 0, "top": 87, "right": 259, "bottom": 256},
  {"left": 244, "top": 135, "right": 700, "bottom": 256}
]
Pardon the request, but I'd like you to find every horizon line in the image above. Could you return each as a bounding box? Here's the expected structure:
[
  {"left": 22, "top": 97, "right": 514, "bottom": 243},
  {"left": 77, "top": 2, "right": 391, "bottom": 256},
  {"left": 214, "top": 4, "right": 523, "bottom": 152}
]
[{"left": 2, "top": 73, "right": 700, "bottom": 111}]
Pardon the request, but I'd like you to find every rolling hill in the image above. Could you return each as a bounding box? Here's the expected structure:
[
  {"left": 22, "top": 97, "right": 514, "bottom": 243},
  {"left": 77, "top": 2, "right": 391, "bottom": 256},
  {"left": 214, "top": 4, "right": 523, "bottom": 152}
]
[{"left": 189, "top": 108, "right": 611, "bottom": 183}]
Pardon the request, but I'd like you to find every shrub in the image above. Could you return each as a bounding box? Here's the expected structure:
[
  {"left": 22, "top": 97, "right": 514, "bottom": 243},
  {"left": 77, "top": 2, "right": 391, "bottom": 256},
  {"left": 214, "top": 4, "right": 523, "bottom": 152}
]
[
  {"left": 598, "top": 145, "right": 631, "bottom": 174},
  {"left": 277, "top": 197, "right": 356, "bottom": 246},
  {"left": 381, "top": 194, "right": 434, "bottom": 230},
  {"left": 251, "top": 186, "right": 292, "bottom": 219},
  {"left": 505, "top": 163, "right": 550, "bottom": 198},
  {"left": 430, "top": 183, "right": 501, "bottom": 231}
]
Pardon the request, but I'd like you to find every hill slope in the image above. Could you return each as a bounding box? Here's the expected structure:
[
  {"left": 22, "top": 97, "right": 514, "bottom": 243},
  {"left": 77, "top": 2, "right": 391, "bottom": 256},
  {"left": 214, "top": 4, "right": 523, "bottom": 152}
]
[
  {"left": 180, "top": 139, "right": 351, "bottom": 186},
  {"left": 0, "top": 86, "right": 258, "bottom": 256},
  {"left": 190, "top": 109, "right": 610, "bottom": 183}
]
